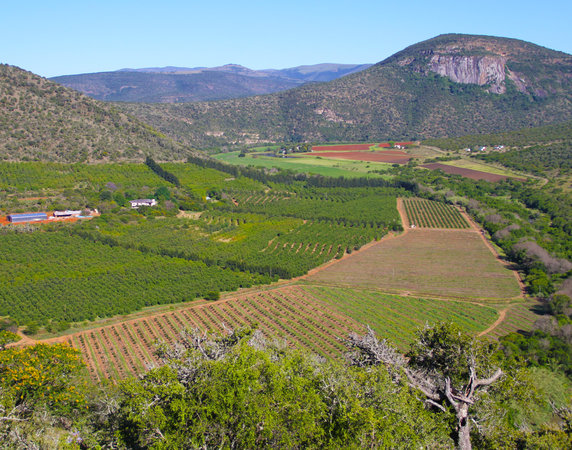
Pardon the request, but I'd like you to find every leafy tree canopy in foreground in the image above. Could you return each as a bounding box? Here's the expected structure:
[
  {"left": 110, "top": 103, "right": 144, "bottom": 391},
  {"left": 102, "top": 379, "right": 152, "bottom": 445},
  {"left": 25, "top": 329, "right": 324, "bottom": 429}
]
[{"left": 0, "top": 324, "right": 570, "bottom": 448}]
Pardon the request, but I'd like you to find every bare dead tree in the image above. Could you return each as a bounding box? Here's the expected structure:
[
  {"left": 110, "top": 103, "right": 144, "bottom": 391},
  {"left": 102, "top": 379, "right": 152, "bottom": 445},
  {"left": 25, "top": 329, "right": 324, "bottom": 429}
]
[
  {"left": 343, "top": 325, "right": 502, "bottom": 450},
  {"left": 154, "top": 326, "right": 268, "bottom": 386}
]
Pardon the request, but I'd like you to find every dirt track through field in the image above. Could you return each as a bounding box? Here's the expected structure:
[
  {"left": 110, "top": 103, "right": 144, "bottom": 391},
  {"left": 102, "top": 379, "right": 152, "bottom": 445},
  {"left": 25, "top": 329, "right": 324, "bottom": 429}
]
[
  {"left": 478, "top": 308, "right": 508, "bottom": 337},
  {"left": 400, "top": 200, "right": 525, "bottom": 337}
]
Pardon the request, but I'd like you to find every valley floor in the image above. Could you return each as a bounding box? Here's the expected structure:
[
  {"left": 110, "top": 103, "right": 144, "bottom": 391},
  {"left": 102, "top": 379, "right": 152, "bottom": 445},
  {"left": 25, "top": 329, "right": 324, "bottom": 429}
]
[{"left": 13, "top": 199, "right": 539, "bottom": 381}]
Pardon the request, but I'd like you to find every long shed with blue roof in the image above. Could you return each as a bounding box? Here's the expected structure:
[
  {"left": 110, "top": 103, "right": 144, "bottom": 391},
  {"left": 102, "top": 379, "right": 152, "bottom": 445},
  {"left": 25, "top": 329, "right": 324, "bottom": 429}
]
[{"left": 7, "top": 213, "right": 48, "bottom": 223}]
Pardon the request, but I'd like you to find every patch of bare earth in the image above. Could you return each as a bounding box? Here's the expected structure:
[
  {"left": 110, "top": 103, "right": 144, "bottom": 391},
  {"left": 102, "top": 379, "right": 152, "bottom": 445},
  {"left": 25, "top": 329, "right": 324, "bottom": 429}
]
[{"left": 306, "top": 199, "right": 521, "bottom": 301}]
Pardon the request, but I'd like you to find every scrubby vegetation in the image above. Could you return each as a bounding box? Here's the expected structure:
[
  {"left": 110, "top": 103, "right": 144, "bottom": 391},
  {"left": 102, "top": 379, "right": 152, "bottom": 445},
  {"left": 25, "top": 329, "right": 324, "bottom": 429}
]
[
  {"left": 0, "top": 64, "right": 194, "bottom": 162},
  {"left": 1, "top": 324, "right": 570, "bottom": 448},
  {"left": 425, "top": 120, "right": 572, "bottom": 176}
]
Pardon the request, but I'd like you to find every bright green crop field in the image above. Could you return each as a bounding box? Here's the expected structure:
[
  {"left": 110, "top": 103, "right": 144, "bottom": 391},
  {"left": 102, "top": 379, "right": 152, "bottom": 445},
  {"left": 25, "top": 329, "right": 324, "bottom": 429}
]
[
  {"left": 213, "top": 151, "right": 392, "bottom": 178},
  {"left": 299, "top": 285, "right": 499, "bottom": 350}
]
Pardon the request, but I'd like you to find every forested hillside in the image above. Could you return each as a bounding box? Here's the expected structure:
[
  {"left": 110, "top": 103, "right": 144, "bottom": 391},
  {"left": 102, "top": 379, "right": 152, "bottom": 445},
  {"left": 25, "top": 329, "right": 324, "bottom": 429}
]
[{"left": 0, "top": 65, "right": 195, "bottom": 162}]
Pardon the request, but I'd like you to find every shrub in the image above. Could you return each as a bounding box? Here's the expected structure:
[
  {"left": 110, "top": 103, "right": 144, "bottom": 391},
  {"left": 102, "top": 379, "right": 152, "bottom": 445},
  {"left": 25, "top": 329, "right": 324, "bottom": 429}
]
[{"left": 205, "top": 291, "right": 220, "bottom": 301}]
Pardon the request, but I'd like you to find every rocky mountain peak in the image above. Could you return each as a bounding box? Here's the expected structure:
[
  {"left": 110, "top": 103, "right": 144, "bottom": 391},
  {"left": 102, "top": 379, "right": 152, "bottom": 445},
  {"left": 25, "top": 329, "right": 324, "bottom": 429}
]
[
  {"left": 427, "top": 54, "right": 507, "bottom": 93},
  {"left": 387, "top": 34, "right": 572, "bottom": 96}
]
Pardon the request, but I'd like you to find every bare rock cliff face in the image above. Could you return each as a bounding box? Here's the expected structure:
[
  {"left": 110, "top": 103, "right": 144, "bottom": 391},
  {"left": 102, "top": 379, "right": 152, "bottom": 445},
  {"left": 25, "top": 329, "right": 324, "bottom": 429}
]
[{"left": 428, "top": 55, "right": 507, "bottom": 93}]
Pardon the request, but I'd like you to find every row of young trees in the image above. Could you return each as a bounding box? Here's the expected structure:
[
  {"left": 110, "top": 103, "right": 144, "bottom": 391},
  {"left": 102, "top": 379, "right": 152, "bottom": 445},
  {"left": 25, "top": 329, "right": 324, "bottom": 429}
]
[
  {"left": 73, "top": 209, "right": 387, "bottom": 279},
  {"left": 144, "top": 156, "right": 180, "bottom": 187},
  {"left": 227, "top": 187, "right": 403, "bottom": 230},
  {"left": 185, "top": 154, "right": 420, "bottom": 191},
  {"left": 387, "top": 164, "right": 571, "bottom": 298}
]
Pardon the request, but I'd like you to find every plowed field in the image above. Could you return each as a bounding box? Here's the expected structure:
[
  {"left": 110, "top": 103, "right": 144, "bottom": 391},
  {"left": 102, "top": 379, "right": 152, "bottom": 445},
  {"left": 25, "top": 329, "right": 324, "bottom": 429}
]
[
  {"left": 421, "top": 163, "right": 526, "bottom": 182},
  {"left": 311, "top": 143, "right": 412, "bottom": 151},
  {"left": 306, "top": 228, "right": 522, "bottom": 300},
  {"left": 312, "top": 144, "right": 374, "bottom": 151}
]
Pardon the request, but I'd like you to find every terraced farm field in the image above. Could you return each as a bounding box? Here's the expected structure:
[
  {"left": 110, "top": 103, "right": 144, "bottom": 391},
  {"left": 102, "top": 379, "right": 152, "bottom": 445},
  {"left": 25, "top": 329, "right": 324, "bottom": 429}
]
[
  {"left": 56, "top": 286, "right": 363, "bottom": 381},
  {"left": 402, "top": 198, "right": 469, "bottom": 229}
]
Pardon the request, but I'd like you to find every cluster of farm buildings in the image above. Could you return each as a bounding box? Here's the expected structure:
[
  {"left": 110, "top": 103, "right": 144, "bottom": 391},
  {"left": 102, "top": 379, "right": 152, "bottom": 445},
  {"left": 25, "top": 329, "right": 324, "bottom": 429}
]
[
  {"left": 465, "top": 145, "right": 505, "bottom": 153},
  {"left": 4, "top": 199, "right": 157, "bottom": 224},
  {"left": 6, "top": 210, "right": 86, "bottom": 223},
  {"left": 129, "top": 199, "right": 157, "bottom": 208}
]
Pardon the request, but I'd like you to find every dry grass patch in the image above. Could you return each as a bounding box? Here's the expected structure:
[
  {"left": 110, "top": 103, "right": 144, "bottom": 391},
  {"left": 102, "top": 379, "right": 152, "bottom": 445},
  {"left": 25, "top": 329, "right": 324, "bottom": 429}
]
[{"left": 306, "top": 229, "right": 521, "bottom": 301}]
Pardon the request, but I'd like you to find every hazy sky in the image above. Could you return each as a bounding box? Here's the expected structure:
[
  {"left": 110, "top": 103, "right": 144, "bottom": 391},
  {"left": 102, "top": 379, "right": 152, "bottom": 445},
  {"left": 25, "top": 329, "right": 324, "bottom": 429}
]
[{"left": 2, "top": 0, "right": 571, "bottom": 77}]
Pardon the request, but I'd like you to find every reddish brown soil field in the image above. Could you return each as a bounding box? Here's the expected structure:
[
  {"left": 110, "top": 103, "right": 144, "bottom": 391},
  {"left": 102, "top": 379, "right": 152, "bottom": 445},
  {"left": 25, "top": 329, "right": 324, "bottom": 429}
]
[
  {"left": 314, "top": 151, "right": 411, "bottom": 164},
  {"left": 312, "top": 144, "right": 375, "bottom": 151},
  {"left": 367, "top": 150, "right": 412, "bottom": 155},
  {"left": 311, "top": 142, "right": 413, "bottom": 151},
  {"left": 421, "top": 163, "right": 526, "bottom": 182}
]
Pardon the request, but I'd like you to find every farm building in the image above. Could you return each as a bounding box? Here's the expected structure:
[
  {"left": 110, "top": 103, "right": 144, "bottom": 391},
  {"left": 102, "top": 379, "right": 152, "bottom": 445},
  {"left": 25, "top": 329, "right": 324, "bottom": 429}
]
[
  {"left": 129, "top": 199, "right": 157, "bottom": 209},
  {"left": 53, "top": 210, "right": 81, "bottom": 217},
  {"left": 7, "top": 212, "right": 48, "bottom": 223}
]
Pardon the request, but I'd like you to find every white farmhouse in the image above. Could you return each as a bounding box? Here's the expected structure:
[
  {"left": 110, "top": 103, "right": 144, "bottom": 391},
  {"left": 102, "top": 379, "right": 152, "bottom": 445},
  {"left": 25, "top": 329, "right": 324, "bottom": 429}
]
[{"left": 129, "top": 199, "right": 157, "bottom": 209}]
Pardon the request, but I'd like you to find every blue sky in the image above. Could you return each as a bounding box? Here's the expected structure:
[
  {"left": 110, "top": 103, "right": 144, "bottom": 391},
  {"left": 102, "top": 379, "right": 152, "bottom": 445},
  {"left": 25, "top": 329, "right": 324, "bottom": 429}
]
[{"left": 2, "top": 0, "right": 571, "bottom": 77}]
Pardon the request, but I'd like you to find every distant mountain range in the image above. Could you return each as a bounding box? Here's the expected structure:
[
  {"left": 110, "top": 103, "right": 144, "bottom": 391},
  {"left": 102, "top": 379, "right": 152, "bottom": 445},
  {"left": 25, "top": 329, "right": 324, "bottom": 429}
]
[
  {"left": 2, "top": 34, "right": 572, "bottom": 162},
  {"left": 50, "top": 64, "right": 372, "bottom": 103},
  {"left": 115, "top": 34, "right": 572, "bottom": 148}
]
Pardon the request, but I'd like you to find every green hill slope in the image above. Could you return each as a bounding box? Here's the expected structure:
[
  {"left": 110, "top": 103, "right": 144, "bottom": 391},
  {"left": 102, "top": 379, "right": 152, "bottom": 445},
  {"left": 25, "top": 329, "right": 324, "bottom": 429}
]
[
  {"left": 0, "top": 64, "right": 195, "bottom": 162},
  {"left": 117, "top": 34, "right": 572, "bottom": 149}
]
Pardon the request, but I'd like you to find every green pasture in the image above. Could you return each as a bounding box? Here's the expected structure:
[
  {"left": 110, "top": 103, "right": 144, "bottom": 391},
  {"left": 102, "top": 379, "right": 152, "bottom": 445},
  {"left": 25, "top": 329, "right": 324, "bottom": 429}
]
[{"left": 213, "top": 151, "right": 392, "bottom": 178}]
